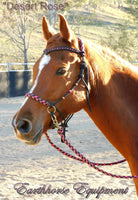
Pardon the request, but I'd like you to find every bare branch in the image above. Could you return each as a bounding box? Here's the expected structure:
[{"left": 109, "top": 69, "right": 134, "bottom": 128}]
[
  {"left": 15, "top": 13, "right": 22, "bottom": 37},
  {"left": 4, "top": 16, "right": 23, "bottom": 41},
  {"left": 0, "top": 29, "right": 24, "bottom": 51},
  {"left": 27, "top": 25, "right": 39, "bottom": 49}
]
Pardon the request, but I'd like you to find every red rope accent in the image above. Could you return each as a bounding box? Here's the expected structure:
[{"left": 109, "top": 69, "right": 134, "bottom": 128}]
[
  {"left": 44, "top": 129, "right": 138, "bottom": 179},
  {"left": 44, "top": 46, "right": 84, "bottom": 57},
  {"left": 25, "top": 93, "right": 50, "bottom": 106}
]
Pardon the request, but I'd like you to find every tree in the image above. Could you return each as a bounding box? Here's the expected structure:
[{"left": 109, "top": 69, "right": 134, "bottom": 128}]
[
  {"left": 0, "top": 0, "right": 70, "bottom": 67},
  {"left": 0, "top": 0, "right": 40, "bottom": 69}
]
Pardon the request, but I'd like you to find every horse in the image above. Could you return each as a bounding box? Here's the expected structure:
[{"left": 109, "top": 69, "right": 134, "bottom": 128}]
[{"left": 12, "top": 14, "right": 138, "bottom": 195}]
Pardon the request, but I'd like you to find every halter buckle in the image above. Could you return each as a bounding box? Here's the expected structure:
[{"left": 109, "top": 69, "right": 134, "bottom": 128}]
[{"left": 47, "top": 106, "right": 56, "bottom": 114}]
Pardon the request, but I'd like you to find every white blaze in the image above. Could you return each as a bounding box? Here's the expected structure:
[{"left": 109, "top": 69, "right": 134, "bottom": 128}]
[
  {"left": 30, "top": 54, "right": 51, "bottom": 93},
  {"left": 20, "top": 54, "right": 51, "bottom": 108}
]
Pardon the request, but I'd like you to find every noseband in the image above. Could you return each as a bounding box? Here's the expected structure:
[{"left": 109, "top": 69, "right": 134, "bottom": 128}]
[{"left": 26, "top": 38, "right": 91, "bottom": 133}]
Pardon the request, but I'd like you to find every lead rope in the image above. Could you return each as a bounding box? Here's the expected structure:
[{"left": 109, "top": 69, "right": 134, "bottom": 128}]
[{"left": 44, "top": 128, "right": 138, "bottom": 179}]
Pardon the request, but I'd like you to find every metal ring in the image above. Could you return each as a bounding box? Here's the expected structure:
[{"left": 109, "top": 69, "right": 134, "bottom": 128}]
[{"left": 47, "top": 106, "right": 56, "bottom": 114}]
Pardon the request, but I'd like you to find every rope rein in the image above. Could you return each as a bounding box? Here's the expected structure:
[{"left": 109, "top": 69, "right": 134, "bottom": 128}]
[
  {"left": 26, "top": 38, "right": 138, "bottom": 179},
  {"left": 45, "top": 128, "right": 138, "bottom": 179}
]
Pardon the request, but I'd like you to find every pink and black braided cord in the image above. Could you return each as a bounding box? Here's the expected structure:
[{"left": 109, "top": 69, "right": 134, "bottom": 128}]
[
  {"left": 45, "top": 128, "right": 138, "bottom": 179},
  {"left": 25, "top": 93, "right": 50, "bottom": 106},
  {"left": 44, "top": 46, "right": 84, "bottom": 57}
]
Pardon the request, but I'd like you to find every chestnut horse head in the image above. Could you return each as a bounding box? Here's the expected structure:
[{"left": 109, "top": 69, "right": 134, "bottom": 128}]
[{"left": 12, "top": 14, "right": 91, "bottom": 145}]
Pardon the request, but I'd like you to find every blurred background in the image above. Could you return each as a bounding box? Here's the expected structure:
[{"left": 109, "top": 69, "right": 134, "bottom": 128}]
[{"left": 0, "top": 0, "right": 137, "bottom": 71}]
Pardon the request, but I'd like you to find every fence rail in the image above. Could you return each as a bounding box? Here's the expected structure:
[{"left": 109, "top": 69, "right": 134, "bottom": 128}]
[
  {"left": 0, "top": 61, "right": 138, "bottom": 71},
  {"left": 0, "top": 63, "right": 34, "bottom": 71},
  {"left": 130, "top": 61, "right": 138, "bottom": 64}
]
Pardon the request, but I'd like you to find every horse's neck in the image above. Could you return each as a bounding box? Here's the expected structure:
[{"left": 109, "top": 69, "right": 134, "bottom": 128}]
[
  {"left": 83, "top": 41, "right": 138, "bottom": 155},
  {"left": 84, "top": 41, "right": 114, "bottom": 124}
]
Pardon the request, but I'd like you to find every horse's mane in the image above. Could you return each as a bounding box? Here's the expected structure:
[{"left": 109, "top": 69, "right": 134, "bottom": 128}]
[{"left": 89, "top": 41, "right": 137, "bottom": 73}]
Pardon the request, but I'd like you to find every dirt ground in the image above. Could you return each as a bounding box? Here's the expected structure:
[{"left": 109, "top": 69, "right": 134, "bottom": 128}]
[{"left": 0, "top": 97, "right": 137, "bottom": 200}]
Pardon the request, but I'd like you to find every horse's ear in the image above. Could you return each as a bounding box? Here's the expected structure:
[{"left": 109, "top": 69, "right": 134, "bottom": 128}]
[
  {"left": 59, "top": 14, "right": 72, "bottom": 42},
  {"left": 42, "top": 16, "right": 56, "bottom": 41}
]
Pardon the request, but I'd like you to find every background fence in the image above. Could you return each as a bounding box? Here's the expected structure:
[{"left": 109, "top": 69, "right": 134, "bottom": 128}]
[
  {"left": 0, "top": 70, "right": 32, "bottom": 97},
  {"left": 0, "top": 62, "right": 137, "bottom": 98},
  {"left": 0, "top": 63, "right": 34, "bottom": 71},
  {"left": 0, "top": 63, "right": 34, "bottom": 97}
]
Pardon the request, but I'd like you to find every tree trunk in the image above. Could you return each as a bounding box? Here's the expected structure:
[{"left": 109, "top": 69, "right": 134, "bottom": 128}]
[
  {"left": 24, "top": 47, "right": 28, "bottom": 70},
  {"left": 49, "top": 0, "right": 55, "bottom": 25},
  {"left": 23, "top": 23, "right": 28, "bottom": 70}
]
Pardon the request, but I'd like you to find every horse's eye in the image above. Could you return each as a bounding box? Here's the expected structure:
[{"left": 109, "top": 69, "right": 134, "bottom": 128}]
[{"left": 56, "top": 68, "right": 66, "bottom": 75}]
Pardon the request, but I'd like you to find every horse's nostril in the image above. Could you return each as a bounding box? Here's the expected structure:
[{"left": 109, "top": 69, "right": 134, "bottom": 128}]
[{"left": 16, "top": 119, "right": 32, "bottom": 135}]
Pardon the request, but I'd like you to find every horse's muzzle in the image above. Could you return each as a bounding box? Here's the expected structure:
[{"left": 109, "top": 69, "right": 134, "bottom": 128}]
[{"left": 12, "top": 116, "right": 43, "bottom": 145}]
